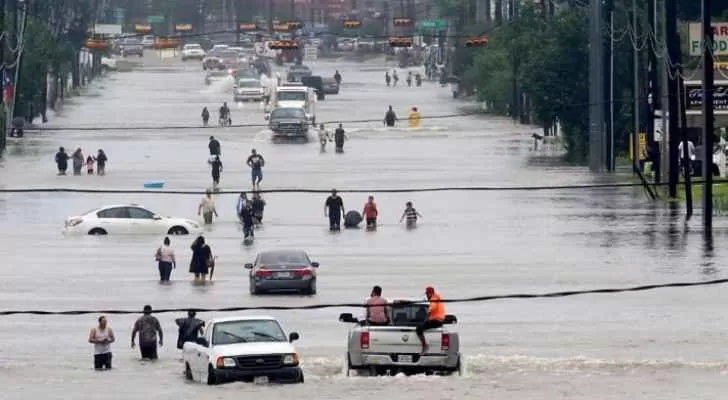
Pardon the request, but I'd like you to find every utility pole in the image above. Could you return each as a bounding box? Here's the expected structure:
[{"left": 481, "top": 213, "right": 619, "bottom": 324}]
[
  {"left": 647, "top": 0, "right": 660, "bottom": 182},
  {"left": 267, "top": 0, "right": 273, "bottom": 33},
  {"left": 588, "top": 0, "right": 606, "bottom": 171},
  {"left": 0, "top": 0, "right": 6, "bottom": 157},
  {"left": 604, "top": 0, "right": 614, "bottom": 171},
  {"left": 702, "top": 0, "right": 714, "bottom": 234},
  {"left": 631, "top": 0, "right": 640, "bottom": 175},
  {"left": 665, "top": 0, "right": 679, "bottom": 197}
]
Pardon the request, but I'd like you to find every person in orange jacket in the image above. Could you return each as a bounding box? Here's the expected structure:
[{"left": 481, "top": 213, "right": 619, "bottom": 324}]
[
  {"left": 362, "top": 195, "right": 378, "bottom": 229},
  {"left": 408, "top": 106, "right": 421, "bottom": 128},
  {"left": 416, "top": 286, "right": 446, "bottom": 353}
]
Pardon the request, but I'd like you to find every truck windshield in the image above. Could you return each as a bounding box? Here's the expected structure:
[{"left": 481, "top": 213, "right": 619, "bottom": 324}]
[
  {"left": 271, "top": 108, "right": 305, "bottom": 119},
  {"left": 277, "top": 91, "right": 306, "bottom": 101},
  {"left": 389, "top": 303, "right": 428, "bottom": 326},
  {"left": 212, "top": 320, "right": 287, "bottom": 345}
]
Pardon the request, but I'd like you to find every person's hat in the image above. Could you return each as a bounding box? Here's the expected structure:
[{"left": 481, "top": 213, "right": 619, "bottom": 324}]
[{"left": 425, "top": 286, "right": 434, "bottom": 294}]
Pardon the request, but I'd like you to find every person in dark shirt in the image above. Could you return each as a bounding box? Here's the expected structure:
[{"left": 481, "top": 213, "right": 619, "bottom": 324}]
[
  {"left": 55, "top": 147, "right": 70, "bottom": 175},
  {"left": 334, "top": 124, "right": 347, "bottom": 152},
  {"left": 325, "top": 189, "right": 345, "bottom": 231},
  {"left": 384, "top": 106, "right": 397, "bottom": 127},
  {"left": 240, "top": 201, "right": 256, "bottom": 241},
  {"left": 175, "top": 310, "right": 204, "bottom": 350},
  {"left": 334, "top": 70, "right": 342, "bottom": 85},
  {"left": 246, "top": 149, "right": 265, "bottom": 188},
  {"left": 131, "top": 305, "right": 163, "bottom": 360},
  {"left": 251, "top": 192, "right": 266, "bottom": 225},
  {"left": 208, "top": 136, "right": 221, "bottom": 156},
  {"left": 209, "top": 155, "right": 223, "bottom": 187}
]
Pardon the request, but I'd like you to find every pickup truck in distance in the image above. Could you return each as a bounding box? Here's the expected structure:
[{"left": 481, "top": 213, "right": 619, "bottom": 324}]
[
  {"left": 339, "top": 298, "right": 461, "bottom": 376},
  {"left": 182, "top": 315, "right": 304, "bottom": 385}
]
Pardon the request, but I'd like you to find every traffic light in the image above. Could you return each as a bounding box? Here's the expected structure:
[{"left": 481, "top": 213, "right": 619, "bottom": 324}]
[
  {"left": 388, "top": 36, "right": 413, "bottom": 48},
  {"left": 268, "top": 40, "right": 299, "bottom": 50},
  {"left": 393, "top": 17, "right": 413, "bottom": 27},
  {"left": 239, "top": 23, "right": 258, "bottom": 31},
  {"left": 153, "top": 36, "right": 182, "bottom": 49},
  {"left": 464, "top": 36, "right": 488, "bottom": 47},
  {"left": 343, "top": 20, "right": 361, "bottom": 29}
]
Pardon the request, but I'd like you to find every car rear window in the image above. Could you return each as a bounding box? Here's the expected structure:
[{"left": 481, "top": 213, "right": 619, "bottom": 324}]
[{"left": 258, "top": 252, "right": 309, "bottom": 265}]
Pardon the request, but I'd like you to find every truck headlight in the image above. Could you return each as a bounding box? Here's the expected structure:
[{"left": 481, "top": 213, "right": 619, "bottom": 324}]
[
  {"left": 216, "top": 357, "right": 237, "bottom": 368},
  {"left": 282, "top": 353, "right": 299, "bottom": 365}
]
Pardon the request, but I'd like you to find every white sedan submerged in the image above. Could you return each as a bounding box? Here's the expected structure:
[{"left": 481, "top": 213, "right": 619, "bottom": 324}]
[{"left": 63, "top": 204, "right": 201, "bottom": 236}]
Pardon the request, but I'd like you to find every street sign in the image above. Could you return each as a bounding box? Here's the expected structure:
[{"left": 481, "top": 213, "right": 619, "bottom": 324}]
[
  {"left": 147, "top": 15, "right": 164, "bottom": 23},
  {"left": 418, "top": 19, "right": 446, "bottom": 30}
]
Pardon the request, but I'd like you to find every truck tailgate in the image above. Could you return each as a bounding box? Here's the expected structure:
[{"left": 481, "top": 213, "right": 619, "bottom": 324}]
[{"left": 364, "top": 327, "right": 446, "bottom": 354}]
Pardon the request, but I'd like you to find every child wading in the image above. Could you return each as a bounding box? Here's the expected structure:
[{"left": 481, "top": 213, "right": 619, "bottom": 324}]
[
  {"left": 362, "top": 195, "right": 378, "bottom": 229},
  {"left": 86, "top": 155, "right": 95, "bottom": 175},
  {"left": 400, "top": 201, "right": 423, "bottom": 229}
]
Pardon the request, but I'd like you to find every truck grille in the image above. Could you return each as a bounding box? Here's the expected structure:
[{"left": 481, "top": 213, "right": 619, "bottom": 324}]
[
  {"left": 235, "top": 354, "right": 282, "bottom": 369},
  {"left": 275, "top": 123, "right": 303, "bottom": 135}
]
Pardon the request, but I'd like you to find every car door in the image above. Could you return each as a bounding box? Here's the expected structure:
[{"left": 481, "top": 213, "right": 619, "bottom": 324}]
[
  {"left": 95, "top": 207, "right": 130, "bottom": 234},
  {"left": 126, "top": 207, "right": 159, "bottom": 234}
]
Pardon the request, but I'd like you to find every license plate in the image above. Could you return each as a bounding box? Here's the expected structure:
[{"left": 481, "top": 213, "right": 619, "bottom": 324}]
[
  {"left": 254, "top": 376, "right": 268, "bottom": 384},
  {"left": 399, "top": 355, "right": 413, "bottom": 363},
  {"left": 276, "top": 272, "right": 291, "bottom": 278}
]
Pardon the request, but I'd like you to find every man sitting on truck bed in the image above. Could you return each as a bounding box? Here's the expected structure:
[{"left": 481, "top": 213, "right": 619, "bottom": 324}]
[
  {"left": 416, "top": 286, "right": 446, "bottom": 353},
  {"left": 366, "top": 286, "right": 389, "bottom": 326}
]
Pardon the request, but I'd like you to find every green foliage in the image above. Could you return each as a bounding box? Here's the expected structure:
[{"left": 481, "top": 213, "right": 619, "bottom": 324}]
[
  {"left": 434, "top": 0, "right": 463, "bottom": 18},
  {"left": 15, "top": 16, "right": 76, "bottom": 117},
  {"left": 468, "top": 4, "right": 591, "bottom": 159}
]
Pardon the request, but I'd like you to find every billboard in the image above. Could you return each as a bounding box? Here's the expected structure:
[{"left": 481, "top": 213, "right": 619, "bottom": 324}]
[
  {"left": 93, "top": 24, "right": 122, "bottom": 35},
  {"left": 683, "top": 81, "right": 728, "bottom": 111},
  {"left": 689, "top": 23, "right": 728, "bottom": 56}
]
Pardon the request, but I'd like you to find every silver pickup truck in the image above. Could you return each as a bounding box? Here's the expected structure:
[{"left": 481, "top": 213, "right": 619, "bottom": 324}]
[{"left": 339, "top": 298, "right": 461, "bottom": 376}]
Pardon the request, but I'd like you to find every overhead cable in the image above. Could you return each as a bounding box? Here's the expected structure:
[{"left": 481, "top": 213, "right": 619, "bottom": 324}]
[
  {"left": 0, "top": 180, "right": 726, "bottom": 195},
  {"left": 1, "top": 277, "right": 727, "bottom": 316}
]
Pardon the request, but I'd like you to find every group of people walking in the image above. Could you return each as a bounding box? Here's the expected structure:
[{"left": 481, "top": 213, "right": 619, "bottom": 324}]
[
  {"left": 54, "top": 147, "right": 108, "bottom": 176},
  {"left": 153, "top": 235, "right": 215, "bottom": 284},
  {"left": 385, "top": 69, "right": 422, "bottom": 87},
  {"left": 384, "top": 105, "right": 422, "bottom": 129},
  {"left": 89, "top": 306, "right": 204, "bottom": 370},
  {"left": 324, "top": 189, "right": 423, "bottom": 232},
  {"left": 207, "top": 136, "right": 265, "bottom": 189}
]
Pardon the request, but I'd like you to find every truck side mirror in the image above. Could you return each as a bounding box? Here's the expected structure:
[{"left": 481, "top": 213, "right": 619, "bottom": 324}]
[
  {"left": 443, "top": 314, "right": 457, "bottom": 324},
  {"left": 196, "top": 337, "right": 209, "bottom": 347},
  {"left": 289, "top": 332, "right": 300, "bottom": 342},
  {"left": 339, "top": 313, "right": 358, "bottom": 323}
]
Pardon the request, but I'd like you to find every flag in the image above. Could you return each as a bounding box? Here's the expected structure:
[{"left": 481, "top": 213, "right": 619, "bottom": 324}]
[{"left": 2, "top": 69, "right": 14, "bottom": 105}]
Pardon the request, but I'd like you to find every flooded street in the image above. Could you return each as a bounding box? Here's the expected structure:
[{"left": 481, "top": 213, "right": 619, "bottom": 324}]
[{"left": 1, "top": 54, "right": 728, "bottom": 399}]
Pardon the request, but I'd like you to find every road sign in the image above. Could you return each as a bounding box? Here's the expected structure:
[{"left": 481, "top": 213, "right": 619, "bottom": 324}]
[
  {"left": 418, "top": 19, "right": 446, "bottom": 30},
  {"left": 147, "top": 15, "right": 164, "bottom": 23}
]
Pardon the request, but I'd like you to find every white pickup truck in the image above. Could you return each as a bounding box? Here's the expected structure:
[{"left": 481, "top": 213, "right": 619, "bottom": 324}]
[
  {"left": 339, "top": 298, "right": 461, "bottom": 376},
  {"left": 182, "top": 315, "right": 304, "bottom": 385}
]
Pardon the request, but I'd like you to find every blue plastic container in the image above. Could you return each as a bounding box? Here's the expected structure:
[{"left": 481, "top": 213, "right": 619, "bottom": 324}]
[{"left": 143, "top": 181, "right": 165, "bottom": 189}]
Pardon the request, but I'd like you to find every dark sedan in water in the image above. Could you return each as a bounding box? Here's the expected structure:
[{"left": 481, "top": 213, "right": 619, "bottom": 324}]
[
  {"left": 246, "top": 250, "right": 319, "bottom": 295},
  {"left": 322, "top": 77, "right": 340, "bottom": 95}
]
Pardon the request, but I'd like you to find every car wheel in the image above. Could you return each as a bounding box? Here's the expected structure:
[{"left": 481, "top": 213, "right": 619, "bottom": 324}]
[
  {"left": 249, "top": 280, "right": 260, "bottom": 295},
  {"left": 168, "top": 226, "right": 189, "bottom": 235},
  {"left": 185, "top": 363, "right": 193, "bottom": 381},
  {"left": 88, "top": 228, "right": 107, "bottom": 235},
  {"left": 303, "top": 279, "right": 317, "bottom": 295},
  {"left": 206, "top": 365, "right": 218, "bottom": 385}
]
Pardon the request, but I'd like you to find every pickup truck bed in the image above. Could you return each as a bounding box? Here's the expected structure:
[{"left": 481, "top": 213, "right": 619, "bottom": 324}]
[{"left": 341, "top": 307, "right": 461, "bottom": 376}]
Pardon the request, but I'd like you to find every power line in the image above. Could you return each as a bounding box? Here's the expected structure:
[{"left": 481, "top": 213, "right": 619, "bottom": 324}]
[
  {"left": 1, "top": 277, "right": 727, "bottom": 316},
  {"left": 1, "top": 179, "right": 726, "bottom": 195}
]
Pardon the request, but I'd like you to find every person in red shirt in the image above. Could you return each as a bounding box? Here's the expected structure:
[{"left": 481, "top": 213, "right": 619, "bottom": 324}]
[{"left": 362, "top": 195, "right": 378, "bottom": 229}]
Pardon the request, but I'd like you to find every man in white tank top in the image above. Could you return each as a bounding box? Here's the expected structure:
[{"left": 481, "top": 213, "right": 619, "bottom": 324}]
[{"left": 88, "top": 316, "right": 115, "bottom": 370}]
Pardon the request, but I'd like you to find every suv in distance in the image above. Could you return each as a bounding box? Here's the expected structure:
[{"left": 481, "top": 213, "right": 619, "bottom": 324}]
[
  {"left": 182, "top": 43, "right": 206, "bottom": 61},
  {"left": 120, "top": 38, "right": 144, "bottom": 57},
  {"left": 339, "top": 298, "right": 461, "bottom": 376},
  {"left": 268, "top": 107, "right": 309, "bottom": 141},
  {"left": 234, "top": 78, "right": 264, "bottom": 102}
]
